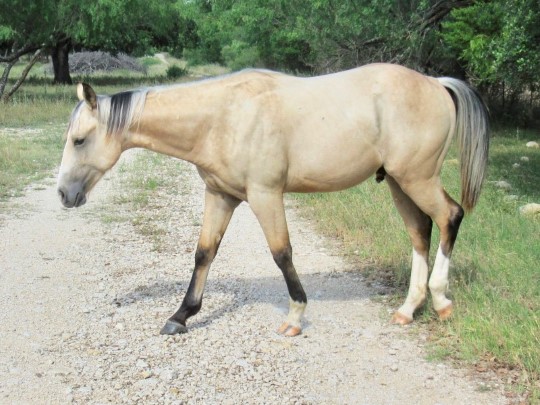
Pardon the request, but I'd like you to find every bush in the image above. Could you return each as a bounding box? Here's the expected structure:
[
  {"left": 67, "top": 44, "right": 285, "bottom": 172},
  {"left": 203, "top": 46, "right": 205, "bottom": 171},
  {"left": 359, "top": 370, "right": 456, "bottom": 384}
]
[
  {"left": 221, "top": 40, "right": 260, "bottom": 71},
  {"left": 166, "top": 65, "right": 188, "bottom": 80}
]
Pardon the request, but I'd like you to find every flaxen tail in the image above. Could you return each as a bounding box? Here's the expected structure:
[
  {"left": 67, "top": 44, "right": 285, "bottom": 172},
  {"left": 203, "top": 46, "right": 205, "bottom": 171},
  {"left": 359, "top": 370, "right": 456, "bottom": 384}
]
[{"left": 438, "top": 77, "right": 490, "bottom": 212}]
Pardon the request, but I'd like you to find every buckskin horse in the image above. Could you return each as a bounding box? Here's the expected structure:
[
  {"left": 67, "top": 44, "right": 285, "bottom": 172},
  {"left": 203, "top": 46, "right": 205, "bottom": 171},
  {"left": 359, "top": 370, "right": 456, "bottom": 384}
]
[{"left": 57, "top": 63, "right": 489, "bottom": 336}]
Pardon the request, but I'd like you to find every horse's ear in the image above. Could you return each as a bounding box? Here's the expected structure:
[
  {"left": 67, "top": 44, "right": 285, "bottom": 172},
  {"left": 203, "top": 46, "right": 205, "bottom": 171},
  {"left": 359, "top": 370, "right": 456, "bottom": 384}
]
[{"left": 77, "top": 82, "right": 97, "bottom": 110}]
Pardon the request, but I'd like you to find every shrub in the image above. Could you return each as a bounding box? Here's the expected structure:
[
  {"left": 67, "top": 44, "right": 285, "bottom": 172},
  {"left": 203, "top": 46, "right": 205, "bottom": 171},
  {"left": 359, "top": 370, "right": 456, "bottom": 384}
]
[
  {"left": 166, "top": 65, "right": 188, "bottom": 80},
  {"left": 221, "top": 40, "right": 260, "bottom": 71}
]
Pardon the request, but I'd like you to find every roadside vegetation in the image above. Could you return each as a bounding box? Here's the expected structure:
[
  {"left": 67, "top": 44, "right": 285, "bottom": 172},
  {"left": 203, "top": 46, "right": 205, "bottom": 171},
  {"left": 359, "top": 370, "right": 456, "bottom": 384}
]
[
  {"left": 293, "top": 131, "right": 540, "bottom": 400},
  {"left": 1, "top": 46, "right": 539, "bottom": 403}
]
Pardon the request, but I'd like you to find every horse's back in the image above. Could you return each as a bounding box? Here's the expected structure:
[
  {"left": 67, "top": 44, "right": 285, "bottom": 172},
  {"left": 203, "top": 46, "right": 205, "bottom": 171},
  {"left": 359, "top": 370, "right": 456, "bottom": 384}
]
[
  {"left": 206, "top": 65, "right": 455, "bottom": 193},
  {"left": 261, "top": 65, "right": 455, "bottom": 192}
]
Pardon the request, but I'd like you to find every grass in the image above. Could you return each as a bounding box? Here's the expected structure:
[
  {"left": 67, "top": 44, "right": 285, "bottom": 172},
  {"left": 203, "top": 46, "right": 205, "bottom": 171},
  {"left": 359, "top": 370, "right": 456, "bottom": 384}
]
[
  {"left": 0, "top": 126, "right": 65, "bottom": 200},
  {"left": 293, "top": 128, "right": 540, "bottom": 401},
  {"left": 96, "top": 151, "right": 189, "bottom": 252}
]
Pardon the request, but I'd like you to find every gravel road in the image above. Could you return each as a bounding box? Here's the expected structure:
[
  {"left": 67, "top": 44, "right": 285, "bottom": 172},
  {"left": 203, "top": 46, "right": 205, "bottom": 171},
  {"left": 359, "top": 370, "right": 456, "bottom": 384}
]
[{"left": 0, "top": 151, "right": 508, "bottom": 404}]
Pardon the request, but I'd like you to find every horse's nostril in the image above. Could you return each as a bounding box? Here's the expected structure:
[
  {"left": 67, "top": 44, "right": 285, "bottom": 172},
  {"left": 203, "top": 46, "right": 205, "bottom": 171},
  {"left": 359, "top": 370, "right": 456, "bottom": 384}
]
[{"left": 58, "top": 189, "right": 65, "bottom": 200}]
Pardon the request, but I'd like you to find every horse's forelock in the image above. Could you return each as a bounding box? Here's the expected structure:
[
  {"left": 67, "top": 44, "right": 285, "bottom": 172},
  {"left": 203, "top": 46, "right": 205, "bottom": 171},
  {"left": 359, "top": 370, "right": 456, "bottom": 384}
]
[{"left": 66, "top": 100, "right": 85, "bottom": 138}]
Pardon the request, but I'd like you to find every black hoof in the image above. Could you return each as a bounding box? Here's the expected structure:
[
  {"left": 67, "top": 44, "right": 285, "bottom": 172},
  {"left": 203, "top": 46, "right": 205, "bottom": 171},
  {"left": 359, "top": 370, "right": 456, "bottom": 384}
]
[{"left": 160, "top": 320, "right": 188, "bottom": 335}]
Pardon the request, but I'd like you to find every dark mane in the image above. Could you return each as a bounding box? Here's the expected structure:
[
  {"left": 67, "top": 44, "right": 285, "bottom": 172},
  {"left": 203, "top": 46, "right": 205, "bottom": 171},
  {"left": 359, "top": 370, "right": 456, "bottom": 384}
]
[
  {"left": 107, "top": 91, "right": 137, "bottom": 136},
  {"left": 98, "top": 88, "right": 149, "bottom": 137}
]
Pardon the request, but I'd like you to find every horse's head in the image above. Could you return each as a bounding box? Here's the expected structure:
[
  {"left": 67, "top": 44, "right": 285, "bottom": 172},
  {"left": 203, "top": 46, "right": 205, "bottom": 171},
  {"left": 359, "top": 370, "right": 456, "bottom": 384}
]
[{"left": 57, "top": 83, "right": 123, "bottom": 208}]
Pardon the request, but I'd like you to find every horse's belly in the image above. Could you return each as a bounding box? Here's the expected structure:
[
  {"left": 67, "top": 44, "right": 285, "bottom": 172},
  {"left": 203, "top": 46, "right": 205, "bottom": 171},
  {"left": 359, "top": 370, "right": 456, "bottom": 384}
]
[{"left": 285, "top": 150, "right": 381, "bottom": 193}]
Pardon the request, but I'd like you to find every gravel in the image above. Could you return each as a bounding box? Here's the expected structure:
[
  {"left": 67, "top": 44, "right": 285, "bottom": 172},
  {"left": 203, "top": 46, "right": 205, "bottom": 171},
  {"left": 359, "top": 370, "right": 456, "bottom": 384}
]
[{"left": 0, "top": 151, "right": 509, "bottom": 404}]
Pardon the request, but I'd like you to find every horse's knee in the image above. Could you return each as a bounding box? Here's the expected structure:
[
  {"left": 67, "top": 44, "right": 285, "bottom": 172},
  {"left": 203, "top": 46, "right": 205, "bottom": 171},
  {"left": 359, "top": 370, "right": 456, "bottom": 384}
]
[
  {"left": 272, "top": 246, "right": 292, "bottom": 269},
  {"left": 195, "top": 247, "right": 210, "bottom": 267}
]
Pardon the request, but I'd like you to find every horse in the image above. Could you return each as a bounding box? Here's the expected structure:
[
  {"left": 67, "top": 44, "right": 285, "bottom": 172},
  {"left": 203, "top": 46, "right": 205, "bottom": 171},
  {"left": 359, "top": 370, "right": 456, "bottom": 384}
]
[{"left": 57, "top": 63, "right": 489, "bottom": 337}]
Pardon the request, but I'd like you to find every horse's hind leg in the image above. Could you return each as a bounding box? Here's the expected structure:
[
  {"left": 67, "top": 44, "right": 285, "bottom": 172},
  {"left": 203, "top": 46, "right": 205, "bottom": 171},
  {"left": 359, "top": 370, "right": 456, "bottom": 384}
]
[
  {"left": 248, "top": 191, "right": 307, "bottom": 337},
  {"left": 161, "top": 187, "right": 240, "bottom": 335},
  {"left": 386, "top": 176, "right": 433, "bottom": 324},
  {"left": 398, "top": 179, "right": 464, "bottom": 322},
  {"left": 427, "top": 191, "right": 463, "bottom": 319}
]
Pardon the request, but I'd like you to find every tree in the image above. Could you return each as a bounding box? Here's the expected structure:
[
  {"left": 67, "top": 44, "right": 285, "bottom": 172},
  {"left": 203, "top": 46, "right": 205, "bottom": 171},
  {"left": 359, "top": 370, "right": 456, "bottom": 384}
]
[
  {"left": 178, "top": 0, "right": 474, "bottom": 74},
  {"left": 179, "top": 0, "right": 310, "bottom": 71},
  {"left": 0, "top": 0, "right": 183, "bottom": 100},
  {"left": 441, "top": 0, "right": 540, "bottom": 121},
  {"left": 0, "top": 0, "right": 55, "bottom": 100}
]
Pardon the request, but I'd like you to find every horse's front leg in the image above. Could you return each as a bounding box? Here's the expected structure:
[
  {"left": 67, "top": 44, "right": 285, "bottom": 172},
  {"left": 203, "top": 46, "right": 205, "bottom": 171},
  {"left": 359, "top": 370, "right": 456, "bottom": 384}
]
[
  {"left": 160, "top": 187, "right": 240, "bottom": 335},
  {"left": 248, "top": 191, "right": 307, "bottom": 337}
]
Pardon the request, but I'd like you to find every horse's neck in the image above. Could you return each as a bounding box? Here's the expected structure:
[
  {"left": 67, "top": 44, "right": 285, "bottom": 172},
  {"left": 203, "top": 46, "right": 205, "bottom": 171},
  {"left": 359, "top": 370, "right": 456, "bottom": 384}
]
[{"left": 126, "top": 84, "right": 221, "bottom": 165}]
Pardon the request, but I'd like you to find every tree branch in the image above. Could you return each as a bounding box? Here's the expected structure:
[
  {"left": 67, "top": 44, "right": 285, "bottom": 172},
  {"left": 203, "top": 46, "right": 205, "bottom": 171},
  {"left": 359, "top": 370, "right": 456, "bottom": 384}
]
[
  {"left": 420, "top": 0, "right": 474, "bottom": 34},
  {"left": 1, "top": 48, "right": 45, "bottom": 103},
  {"left": 0, "top": 43, "right": 41, "bottom": 63}
]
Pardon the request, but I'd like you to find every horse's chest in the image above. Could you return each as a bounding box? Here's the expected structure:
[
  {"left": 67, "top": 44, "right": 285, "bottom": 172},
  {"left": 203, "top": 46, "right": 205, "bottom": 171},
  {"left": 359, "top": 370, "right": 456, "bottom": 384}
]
[{"left": 197, "top": 168, "right": 247, "bottom": 201}]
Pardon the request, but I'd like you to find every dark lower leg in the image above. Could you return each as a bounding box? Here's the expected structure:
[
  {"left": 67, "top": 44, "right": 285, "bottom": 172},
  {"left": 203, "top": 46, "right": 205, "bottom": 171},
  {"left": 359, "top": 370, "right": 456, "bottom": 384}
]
[
  {"left": 273, "top": 245, "right": 307, "bottom": 304},
  {"left": 160, "top": 188, "right": 239, "bottom": 335},
  {"left": 273, "top": 245, "right": 307, "bottom": 336},
  {"left": 160, "top": 247, "right": 214, "bottom": 335}
]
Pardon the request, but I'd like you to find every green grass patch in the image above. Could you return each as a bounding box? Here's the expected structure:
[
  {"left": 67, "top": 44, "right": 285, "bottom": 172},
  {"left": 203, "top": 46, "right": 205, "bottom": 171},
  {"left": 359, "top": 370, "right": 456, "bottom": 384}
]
[
  {"left": 98, "top": 150, "right": 188, "bottom": 252},
  {"left": 293, "top": 128, "right": 540, "bottom": 399},
  {"left": 0, "top": 127, "right": 64, "bottom": 200}
]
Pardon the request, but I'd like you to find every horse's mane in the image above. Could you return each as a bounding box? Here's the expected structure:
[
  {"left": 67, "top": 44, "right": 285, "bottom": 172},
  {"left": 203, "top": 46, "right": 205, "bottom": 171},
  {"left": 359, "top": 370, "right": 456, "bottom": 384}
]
[
  {"left": 99, "top": 89, "right": 149, "bottom": 136},
  {"left": 67, "top": 88, "right": 149, "bottom": 138}
]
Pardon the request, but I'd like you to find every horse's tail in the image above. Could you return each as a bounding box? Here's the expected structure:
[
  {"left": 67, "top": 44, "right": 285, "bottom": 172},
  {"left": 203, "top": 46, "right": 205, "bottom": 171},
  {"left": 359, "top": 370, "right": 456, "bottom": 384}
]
[{"left": 437, "top": 77, "right": 490, "bottom": 212}]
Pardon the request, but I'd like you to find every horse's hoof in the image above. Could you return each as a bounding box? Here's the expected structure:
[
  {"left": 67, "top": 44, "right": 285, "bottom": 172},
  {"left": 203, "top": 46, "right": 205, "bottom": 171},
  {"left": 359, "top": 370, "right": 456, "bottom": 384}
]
[
  {"left": 391, "top": 311, "right": 413, "bottom": 325},
  {"left": 160, "top": 320, "right": 188, "bottom": 335},
  {"left": 277, "top": 322, "right": 302, "bottom": 337},
  {"left": 277, "top": 322, "right": 290, "bottom": 334},
  {"left": 284, "top": 326, "right": 302, "bottom": 337},
  {"left": 437, "top": 303, "right": 453, "bottom": 321}
]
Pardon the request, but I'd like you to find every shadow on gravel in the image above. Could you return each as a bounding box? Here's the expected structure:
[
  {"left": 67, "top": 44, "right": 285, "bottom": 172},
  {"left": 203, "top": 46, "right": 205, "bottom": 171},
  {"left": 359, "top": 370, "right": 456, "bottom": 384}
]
[{"left": 115, "top": 271, "right": 375, "bottom": 329}]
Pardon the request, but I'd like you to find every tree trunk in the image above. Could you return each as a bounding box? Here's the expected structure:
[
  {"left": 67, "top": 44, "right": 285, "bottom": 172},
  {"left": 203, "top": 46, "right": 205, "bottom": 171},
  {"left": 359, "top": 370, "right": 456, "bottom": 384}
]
[
  {"left": 0, "top": 43, "right": 40, "bottom": 100},
  {"left": 51, "top": 36, "right": 73, "bottom": 85},
  {"left": 2, "top": 48, "right": 45, "bottom": 103},
  {"left": 0, "top": 60, "right": 16, "bottom": 99}
]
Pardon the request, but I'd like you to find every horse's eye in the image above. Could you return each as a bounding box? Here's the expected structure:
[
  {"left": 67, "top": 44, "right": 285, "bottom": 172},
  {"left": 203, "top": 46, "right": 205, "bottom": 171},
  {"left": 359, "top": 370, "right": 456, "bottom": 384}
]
[{"left": 74, "top": 138, "right": 85, "bottom": 147}]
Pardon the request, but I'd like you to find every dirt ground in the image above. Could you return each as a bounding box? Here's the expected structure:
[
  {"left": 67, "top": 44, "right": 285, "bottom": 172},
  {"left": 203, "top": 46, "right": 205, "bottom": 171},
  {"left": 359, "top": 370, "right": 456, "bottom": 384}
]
[{"left": 0, "top": 151, "right": 508, "bottom": 404}]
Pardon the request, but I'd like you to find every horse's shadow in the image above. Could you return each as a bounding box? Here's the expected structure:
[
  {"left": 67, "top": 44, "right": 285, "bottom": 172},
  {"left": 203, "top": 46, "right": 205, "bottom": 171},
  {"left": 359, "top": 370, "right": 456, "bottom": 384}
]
[{"left": 114, "top": 270, "right": 375, "bottom": 331}]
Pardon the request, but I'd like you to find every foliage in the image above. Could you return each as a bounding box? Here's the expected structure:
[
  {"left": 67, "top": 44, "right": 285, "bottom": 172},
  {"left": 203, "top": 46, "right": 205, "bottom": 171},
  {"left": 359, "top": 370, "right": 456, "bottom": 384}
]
[
  {"left": 71, "top": 0, "right": 184, "bottom": 56},
  {"left": 0, "top": 0, "right": 186, "bottom": 97},
  {"left": 177, "top": 0, "right": 463, "bottom": 73},
  {"left": 441, "top": 0, "right": 540, "bottom": 123},
  {"left": 178, "top": 0, "right": 311, "bottom": 70}
]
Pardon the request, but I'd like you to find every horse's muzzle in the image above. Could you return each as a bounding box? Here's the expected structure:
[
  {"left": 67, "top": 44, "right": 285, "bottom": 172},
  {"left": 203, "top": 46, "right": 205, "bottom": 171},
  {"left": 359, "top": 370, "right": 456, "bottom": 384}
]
[{"left": 58, "top": 186, "right": 87, "bottom": 208}]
